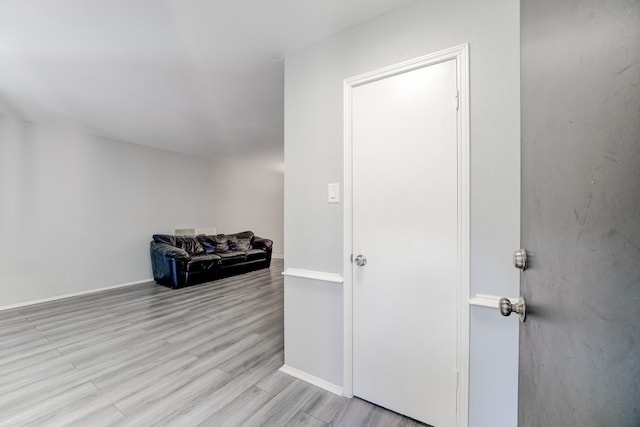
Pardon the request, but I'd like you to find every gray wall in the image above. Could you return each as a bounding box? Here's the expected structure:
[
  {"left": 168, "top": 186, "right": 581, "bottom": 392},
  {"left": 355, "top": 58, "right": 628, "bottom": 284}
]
[
  {"left": 520, "top": 0, "right": 640, "bottom": 425},
  {"left": 209, "top": 159, "right": 284, "bottom": 258},
  {"left": 284, "top": 1, "right": 521, "bottom": 425},
  {"left": 0, "top": 116, "right": 283, "bottom": 307}
]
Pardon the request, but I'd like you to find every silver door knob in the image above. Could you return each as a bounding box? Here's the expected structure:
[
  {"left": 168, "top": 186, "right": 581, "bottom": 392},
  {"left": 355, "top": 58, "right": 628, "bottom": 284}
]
[
  {"left": 354, "top": 254, "right": 367, "bottom": 266},
  {"left": 513, "top": 249, "right": 528, "bottom": 271},
  {"left": 499, "top": 297, "right": 527, "bottom": 322}
]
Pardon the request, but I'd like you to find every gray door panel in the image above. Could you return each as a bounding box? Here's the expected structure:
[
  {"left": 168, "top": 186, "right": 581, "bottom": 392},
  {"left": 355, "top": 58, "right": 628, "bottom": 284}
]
[{"left": 520, "top": 0, "right": 640, "bottom": 425}]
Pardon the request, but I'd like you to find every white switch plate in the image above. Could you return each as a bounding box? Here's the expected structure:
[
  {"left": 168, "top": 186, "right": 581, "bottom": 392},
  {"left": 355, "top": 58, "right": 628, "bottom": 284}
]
[{"left": 328, "top": 183, "right": 340, "bottom": 203}]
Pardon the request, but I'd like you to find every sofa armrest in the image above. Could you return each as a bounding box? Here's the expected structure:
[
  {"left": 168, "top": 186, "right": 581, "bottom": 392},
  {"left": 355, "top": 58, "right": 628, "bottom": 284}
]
[
  {"left": 150, "top": 242, "right": 190, "bottom": 259},
  {"left": 150, "top": 242, "right": 190, "bottom": 288},
  {"left": 252, "top": 236, "right": 273, "bottom": 251},
  {"left": 252, "top": 236, "right": 273, "bottom": 268}
]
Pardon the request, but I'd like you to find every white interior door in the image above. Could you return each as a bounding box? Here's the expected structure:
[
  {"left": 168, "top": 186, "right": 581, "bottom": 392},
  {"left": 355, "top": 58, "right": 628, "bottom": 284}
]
[{"left": 351, "top": 58, "right": 459, "bottom": 427}]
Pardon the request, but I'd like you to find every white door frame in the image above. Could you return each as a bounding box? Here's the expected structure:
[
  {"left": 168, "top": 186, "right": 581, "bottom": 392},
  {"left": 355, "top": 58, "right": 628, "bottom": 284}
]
[{"left": 342, "top": 43, "right": 470, "bottom": 427}]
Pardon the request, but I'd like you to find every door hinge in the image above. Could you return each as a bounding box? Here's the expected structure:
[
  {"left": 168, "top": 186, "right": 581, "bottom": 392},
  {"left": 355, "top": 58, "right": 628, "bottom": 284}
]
[
  {"left": 454, "top": 90, "right": 460, "bottom": 110},
  {"left": 350, "top": 253, "right": 353, "bottom": 263},
  {"left": 456, "top": 370, "right": 460, "bottom": 390}
]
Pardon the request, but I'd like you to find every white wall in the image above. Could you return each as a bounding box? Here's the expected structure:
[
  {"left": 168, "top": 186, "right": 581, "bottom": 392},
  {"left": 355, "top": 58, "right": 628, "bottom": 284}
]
[
  {"left": 0, "top": 116, "right": 284, "bottom": 307},
  {"left": 284, "top": 1, "right": 520, "bottom": 426}
]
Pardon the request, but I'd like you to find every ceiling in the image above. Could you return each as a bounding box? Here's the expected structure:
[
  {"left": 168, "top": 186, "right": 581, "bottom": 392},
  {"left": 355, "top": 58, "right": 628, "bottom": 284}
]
[{"left": 0, "top": 0, "right": 415, "bottom": 167}]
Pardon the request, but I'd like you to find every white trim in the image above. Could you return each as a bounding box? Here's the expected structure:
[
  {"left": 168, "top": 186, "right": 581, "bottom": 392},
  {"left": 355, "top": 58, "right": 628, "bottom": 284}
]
[
  {"left": 343, "top": 43, "right": 470, "bottom": 426},
  {"left": 342, "top": 54, "right": 355, "bottom": 399},
  {"left": 455, "top": 43, "right": 471, "bottom": 427},
  {"left": 279, "top": 364, "right": 344, "bottom": 396},
  {"left": 469, "top": 294, "right": 519, "bottom": 310},
  {"left": 272, "top": 253, "right": 285, "bottom": 260},
  {"left": 282, "top": 268, "right": 344, "bottom": 284},
  {"left": 0, "top": 278, "right": 153, "bottom": 312}
]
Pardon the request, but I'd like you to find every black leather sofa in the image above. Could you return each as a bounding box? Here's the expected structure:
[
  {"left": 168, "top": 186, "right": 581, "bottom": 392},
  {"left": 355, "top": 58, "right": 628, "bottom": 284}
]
[{"left": 150, "top": 231, "right": 273, "bottom": 288}]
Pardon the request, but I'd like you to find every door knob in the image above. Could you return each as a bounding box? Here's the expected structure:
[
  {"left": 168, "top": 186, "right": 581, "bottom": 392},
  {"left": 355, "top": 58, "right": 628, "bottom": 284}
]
[
  {"left": 499, "top": 297, "right": 526, "bottom": 322},
  {"left": 354, "top": 254, "right": 367, "bottom": 266}
]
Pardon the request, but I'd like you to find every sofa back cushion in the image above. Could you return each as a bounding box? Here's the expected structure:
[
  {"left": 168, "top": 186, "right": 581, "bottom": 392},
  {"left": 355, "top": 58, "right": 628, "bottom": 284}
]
[
  {"left": 230, "top": 231, "right": 254, "bottom": 242},
  {"left": 197, "top": 234, "right": 229, "bottom": 253},
  {"left": 174, "top": 236, "right": 205, "bottom": 256},
  {"left": 226, "top": 235, "right": 252, "bottom": 251},
  {"left": 197, "top": 235, "right": 221, "bottom": 254},
  {"left": 153, "top": 234, "right": 176, "bottom": 246}
]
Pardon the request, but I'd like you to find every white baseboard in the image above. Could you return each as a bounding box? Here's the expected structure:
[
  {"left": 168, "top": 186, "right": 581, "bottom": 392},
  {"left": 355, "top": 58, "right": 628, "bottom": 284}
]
[
  {"left": 0, "top": 278, "right": 153, "bottom": 312},
  {"left": 279, "top": 364, "right": 343, "bottom": 396}
]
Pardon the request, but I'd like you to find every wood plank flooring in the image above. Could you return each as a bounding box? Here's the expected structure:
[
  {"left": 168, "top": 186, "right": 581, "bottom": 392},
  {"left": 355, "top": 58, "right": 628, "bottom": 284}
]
[{"left": 0, "top": 259, "right": 427, "bottom": 426}]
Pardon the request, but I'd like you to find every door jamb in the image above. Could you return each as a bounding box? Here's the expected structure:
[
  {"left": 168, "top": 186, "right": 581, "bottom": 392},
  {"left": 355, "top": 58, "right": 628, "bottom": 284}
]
[{"left": 342, "top": 43, "right": 470, "bottom": 427}]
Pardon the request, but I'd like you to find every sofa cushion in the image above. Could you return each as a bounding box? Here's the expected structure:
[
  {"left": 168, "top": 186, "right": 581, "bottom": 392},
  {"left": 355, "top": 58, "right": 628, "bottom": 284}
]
[
  {"left": 226, "top": 235, "right": 252, "bottom": 251},
  {"left": 216, "top": 251, "right": 246, "bottom": 265},
  {"left": 174, "top": 236, "right": 205, "bottom": 256},
  {"left": 245, "top": 248, "right": 267, "bottom": 261},
  {"left": 186, "top": 254, "right": 220, "bottom": 272}
]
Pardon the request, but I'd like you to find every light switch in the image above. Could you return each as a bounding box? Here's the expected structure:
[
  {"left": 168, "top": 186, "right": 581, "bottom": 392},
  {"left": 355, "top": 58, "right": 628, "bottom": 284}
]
[{"left": 328, "top": 183, "right": 340, "bottom": 203}]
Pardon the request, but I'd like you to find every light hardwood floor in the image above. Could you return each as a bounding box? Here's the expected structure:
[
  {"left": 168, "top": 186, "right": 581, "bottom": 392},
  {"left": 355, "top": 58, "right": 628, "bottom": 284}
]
[{"left": 0, "top": 259, "right": 427, "bottom": 426}]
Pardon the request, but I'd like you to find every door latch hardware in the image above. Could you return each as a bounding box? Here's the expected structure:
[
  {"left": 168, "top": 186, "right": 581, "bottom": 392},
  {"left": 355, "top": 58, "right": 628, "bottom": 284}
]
[{"left": 513, "top": 249, "right": 528, "bottom": 271}]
